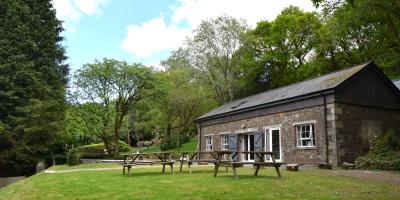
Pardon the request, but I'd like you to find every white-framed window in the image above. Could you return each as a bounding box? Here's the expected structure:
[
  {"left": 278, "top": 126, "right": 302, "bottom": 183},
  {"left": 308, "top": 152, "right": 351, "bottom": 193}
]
[
  {"left": 295, "top": 124, "right": 315, "bottom": 147},
  {"left": 205, "top": 135, "right": 213, "bottom": 151},
  {"left": 220, "top": 135, "right": 229, "bottom": 150}
]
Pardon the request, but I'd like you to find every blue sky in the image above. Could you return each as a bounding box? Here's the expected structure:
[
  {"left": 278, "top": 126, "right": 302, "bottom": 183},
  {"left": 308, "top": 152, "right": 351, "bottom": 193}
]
[{"left": 53, "top": 0, "right": 316, "bottom": 71}]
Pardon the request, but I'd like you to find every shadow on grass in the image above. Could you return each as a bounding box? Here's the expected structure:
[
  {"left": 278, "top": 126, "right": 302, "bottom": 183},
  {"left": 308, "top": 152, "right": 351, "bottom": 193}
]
[
  {"left": 177, "top": 169, "right": 216, "bottom": 174},
  {"left": 121, "top": 171, "right": 175, "bottom": 177},
  {"left": 213, "top": 173, "right": 283, "bottom": 180},
  {"left": 117, "top": 166, "right": 283, "bottom": 181}
]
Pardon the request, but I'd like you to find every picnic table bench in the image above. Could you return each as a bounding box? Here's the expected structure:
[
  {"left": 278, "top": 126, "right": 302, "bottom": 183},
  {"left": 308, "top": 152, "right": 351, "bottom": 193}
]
[
  {"left": 178, "top": 151, "right": 230, "bottom": 174},
  {"left": 121, "top": 152, "right": 174, "bottom": 176},
  {"left": 214, "top": 150, "right": 285, "bottom": 179}
]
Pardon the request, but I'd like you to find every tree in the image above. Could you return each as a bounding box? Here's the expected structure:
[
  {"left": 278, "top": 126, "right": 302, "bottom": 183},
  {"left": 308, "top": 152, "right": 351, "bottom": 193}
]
[
  {"left": 186, "top": 16, "right": 248, "bottom": 104},
  {"left": 155, "top": 50, "right": 217, "bottom": 149},
  {"left": 112, "top": 61, "right": 157, "bottom": 156},
  {"left": 64, "top": 104, "right": 89, "bottom": 147},
  {"left": 239, "top": 6, "right": 322, "bottom": 91},
  {"left": 72, "top": 59, "right": 158, "bottom": 156},
  {"left": 72, "top": 59, "right": 115, "bottom": 155},
  {"left": 67, "top": 103, "right": 114, "bottom": 152},
  {"left": 312, "top": 0, "right": 400, "bottom": 79},
  {"left": 0, "top": 0, "right": 68, "bottom": 176}
]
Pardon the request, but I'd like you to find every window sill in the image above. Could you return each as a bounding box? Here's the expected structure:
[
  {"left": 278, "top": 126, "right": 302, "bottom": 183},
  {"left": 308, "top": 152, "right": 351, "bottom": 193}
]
[{"left": 296, "top": 146, "right": 318, "bottom": 150}]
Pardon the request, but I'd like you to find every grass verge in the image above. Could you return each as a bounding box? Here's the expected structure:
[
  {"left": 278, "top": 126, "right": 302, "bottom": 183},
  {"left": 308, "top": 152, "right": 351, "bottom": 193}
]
[{"left": 0, "top": 164, "right": 399, "bottom": 200}]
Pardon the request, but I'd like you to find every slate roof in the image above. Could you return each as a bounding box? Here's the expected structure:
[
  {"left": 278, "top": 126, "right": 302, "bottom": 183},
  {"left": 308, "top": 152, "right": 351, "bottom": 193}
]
[
  {"left": 196, "top": 62, "right": 372, "bottom": 122},
  {"left": 394, "top": 79, "right": 400, "bottom": 90}
]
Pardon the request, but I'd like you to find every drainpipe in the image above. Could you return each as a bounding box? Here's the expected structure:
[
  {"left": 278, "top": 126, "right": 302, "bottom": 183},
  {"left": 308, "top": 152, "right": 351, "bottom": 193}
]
[
  {"left": 197, "top": 123, "right": 202, "bottom": 158},
  {"left": 322, "top": 92, "right": 330, "bottom": 164}
]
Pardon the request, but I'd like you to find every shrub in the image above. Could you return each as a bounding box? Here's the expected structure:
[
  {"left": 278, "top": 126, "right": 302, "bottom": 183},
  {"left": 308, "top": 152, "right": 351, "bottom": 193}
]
[
  {"left": 118, "top": 140, "right": 131, "bottom": 153},
  {"left": 160, "top": 134, "right": 190, "bottom": 151},
  {"left": 355, "top": 129, "right": 400, "bottom": 170},
  {"left": 53, "top": 154, "right": 67, "bottom": 165},
  {"left": 67, "top": 148, "right": 81, "bottom": 166}
]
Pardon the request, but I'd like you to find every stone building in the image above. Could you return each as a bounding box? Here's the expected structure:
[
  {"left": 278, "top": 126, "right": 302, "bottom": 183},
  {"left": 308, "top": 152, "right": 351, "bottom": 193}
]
[{"left": 194, "top": 61, "right": 400, "bottom": 166}]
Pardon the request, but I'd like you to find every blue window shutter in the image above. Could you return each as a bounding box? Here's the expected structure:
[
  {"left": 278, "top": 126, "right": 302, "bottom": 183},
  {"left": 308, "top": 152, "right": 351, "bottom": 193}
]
[
  {"left": 254, "top": 132, "right": 264, "bottom": 162},
  {"left": 254, "top": 132, "right": 263, "bottom": 152},
  {"left": 228, "top": 134, "right": 238, "bottom": 161}
]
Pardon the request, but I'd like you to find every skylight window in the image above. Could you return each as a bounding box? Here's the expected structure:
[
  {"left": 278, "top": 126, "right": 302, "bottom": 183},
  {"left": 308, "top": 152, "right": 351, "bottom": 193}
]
[{"left": 231, "top": 101, "right": 247, "bottom": 109}]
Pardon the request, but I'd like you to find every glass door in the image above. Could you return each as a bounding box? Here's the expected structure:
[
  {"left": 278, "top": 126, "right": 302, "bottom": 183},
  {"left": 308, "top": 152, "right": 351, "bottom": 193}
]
[
  {"left": 265, "top": 128, "right": 281, "bottom": 162},
  {"left": 243, "top": 134, "right": 255, "bottom": 162}
]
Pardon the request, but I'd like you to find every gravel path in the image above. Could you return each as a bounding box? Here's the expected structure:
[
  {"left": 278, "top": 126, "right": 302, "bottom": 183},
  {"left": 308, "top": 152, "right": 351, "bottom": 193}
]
[{"left": 327, "top": 169, "right": 400, "bottom": 185}]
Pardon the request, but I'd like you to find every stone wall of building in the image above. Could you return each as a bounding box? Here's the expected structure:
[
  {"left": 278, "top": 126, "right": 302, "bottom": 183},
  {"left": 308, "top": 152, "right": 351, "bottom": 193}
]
[
  {"left": 335, "top": 67, "right": 400, "bottom": 109},
  {"left": 199, "top": 105, "right": 332, "bottom": 165},
  {"left": 332, "top": 67, "right": 400, "bottom": 164},
  {"left": 325, "top": 103, "right": 339, "bottom": 165},
  {"left": 334, "top": 103, "right": 400, "bottom": 164}
]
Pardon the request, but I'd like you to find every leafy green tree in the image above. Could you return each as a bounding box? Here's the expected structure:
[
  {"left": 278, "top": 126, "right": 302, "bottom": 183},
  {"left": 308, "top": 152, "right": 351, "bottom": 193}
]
[
  {"left": 112, "top": 61, "right": 158, "bottom": 156},
  {"left": 72, "top": 59, "right": 116, "bottom": 154},
  {"left": 0, "top": 0, "right": 68, "bottom": 176},
  {"left": 72, "top": 59, "right": 158, "bottom": 155},
  {"left": 186, "top": 16, "right": 248, "bottom": 104},
  {"left": 133, "top": 103, "right": 162, "bottom": 142},
  {"left": 64, "top": 104, "right": 89, "bottom": 147},
  {"left": 312, "top": 0, "right": 400, "bottom": 79},
  {"left": 156, "top": 50, "right": 217, "bottom": 148},
  {"left": 65, "top": 103, "right": 114, "bottom": 153},
  {"left": 239, "top": 6, "right": 321, "bottom": 92}
]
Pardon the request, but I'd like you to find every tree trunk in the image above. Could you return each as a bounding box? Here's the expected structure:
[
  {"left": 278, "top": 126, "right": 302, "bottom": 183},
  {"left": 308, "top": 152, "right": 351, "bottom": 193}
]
[
  {"left": 166, "top": 123, "right": 171, "bottom": 137},
  {"left": 114, "top": 111, "right": 126, "bottom": 158},
  {"left": 103, "top": 139, "right": 112, "bottom": 156},
  {"left": 114, "top": 122, "right": 120, "bottom": 158}
]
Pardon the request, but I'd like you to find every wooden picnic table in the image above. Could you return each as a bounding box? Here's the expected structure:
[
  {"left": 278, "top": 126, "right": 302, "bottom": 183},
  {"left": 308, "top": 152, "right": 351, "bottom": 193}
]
[
  {"left": 179, "top": 151, "right": 231, "bottom": 174},
  {"left": 121, "top": 152, "right": 174, "bottom": 176},
  {"left": 214, "top": 150, "right": 284, "bottom": 179}
]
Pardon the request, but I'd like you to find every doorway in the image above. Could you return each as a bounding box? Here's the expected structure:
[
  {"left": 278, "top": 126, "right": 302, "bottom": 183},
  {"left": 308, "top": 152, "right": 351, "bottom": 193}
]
[
  {"left": 265, "top": 128, "right": 282, "bottom": 162},
  {"left": 242, "top": 134, "right": 255, "bottom": 162}
]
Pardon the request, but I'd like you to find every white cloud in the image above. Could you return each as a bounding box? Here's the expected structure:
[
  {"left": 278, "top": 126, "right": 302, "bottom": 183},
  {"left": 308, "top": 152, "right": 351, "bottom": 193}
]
[
  {"left": 121, "top": 0, "right": 316, "bottom": 58},
  {"left": 52, "top": 0, "right": 81, "bottom": 21},
  {"left": 172, "top": 0, "right": 316, "bottom": 28},
  {"left": 121, "top": 16, "right": 190, "bottom": 58},
  {"left": 73, "top": 0, "right": 109, "bottom": 15},
  {"left": 52, "top": 0, "right": 109, "bottom": 33}
]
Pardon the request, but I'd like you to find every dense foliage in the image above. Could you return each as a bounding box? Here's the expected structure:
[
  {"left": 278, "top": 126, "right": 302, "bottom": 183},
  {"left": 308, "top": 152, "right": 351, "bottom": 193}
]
[
  {"left": 67, "top": 148, "right": 80, "bottom": 166},
  {"left": 0, "top": 0, "right": 68, "bottom": 176},
  {"left": 70, "top": 59, "right": 158, "bottom": 156},
  {"left": 356, "top": 129, "right": 400, "bottom": 170},
  {"left": 186, "top": 16, "right": 248, "bottom": 104},
  {"left": 160, "top": 134, "right": 191, "bottom": 151}
]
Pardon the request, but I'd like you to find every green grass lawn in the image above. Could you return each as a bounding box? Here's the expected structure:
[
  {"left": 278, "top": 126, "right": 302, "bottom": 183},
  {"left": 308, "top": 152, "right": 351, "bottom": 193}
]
[
  {"left": 1, "top": 163, "right": 399, "bottom": 200},
  {"left": 136, "top": 138, "right": 198, "bottom": 153},
  {"left": 49, "top": 163, "right": 120, "bottom": 171}
]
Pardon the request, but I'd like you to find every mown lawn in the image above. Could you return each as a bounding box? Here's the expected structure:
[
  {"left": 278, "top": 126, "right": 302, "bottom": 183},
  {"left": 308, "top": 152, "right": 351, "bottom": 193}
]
[
  {"left": 49, "top": 163, "right": 120, "bottom": 171},
  {"left": 1, "top": 163, "right": 399, "bottom": 200}
]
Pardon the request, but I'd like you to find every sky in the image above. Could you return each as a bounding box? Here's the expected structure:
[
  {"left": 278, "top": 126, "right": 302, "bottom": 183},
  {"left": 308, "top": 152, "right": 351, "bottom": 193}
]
[{"left": 52, "top": 0, "right": 317, "bottom": 71}]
